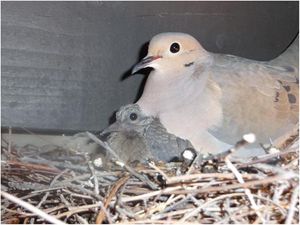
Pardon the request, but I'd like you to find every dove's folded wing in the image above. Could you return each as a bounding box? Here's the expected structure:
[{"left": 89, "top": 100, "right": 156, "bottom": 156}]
[{"left": 210, "top": 54, "right": 298, "bottom": 145}]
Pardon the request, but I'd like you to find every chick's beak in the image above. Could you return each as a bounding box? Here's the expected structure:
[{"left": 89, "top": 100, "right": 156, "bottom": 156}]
[
  {"left": 132, "top": 55, "right": 162, "bottom": 74},
  {"left": 100, "top": 122, "right": 122, "bottom": 136}
]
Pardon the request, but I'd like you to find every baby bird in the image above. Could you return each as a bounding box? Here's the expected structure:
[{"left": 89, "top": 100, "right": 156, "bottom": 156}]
[
  {"left": 101, "top": 104, "right": 193, "bottom": 163},
  {"left": 133, "top": 32, "right": 299, "bottom": 156}
]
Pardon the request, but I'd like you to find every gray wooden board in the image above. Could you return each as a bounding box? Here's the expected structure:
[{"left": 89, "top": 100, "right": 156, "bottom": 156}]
[{"left": 1, "top": 1, "right": 299, "bottom": 133}]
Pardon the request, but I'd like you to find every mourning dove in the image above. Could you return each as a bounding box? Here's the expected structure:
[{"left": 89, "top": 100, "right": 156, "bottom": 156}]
[
  {"left": 133, "top": 32, "right": 299, "bottom": 156},
  {"left": 101, "top": 104, "right": 193, "bottom": 163}
]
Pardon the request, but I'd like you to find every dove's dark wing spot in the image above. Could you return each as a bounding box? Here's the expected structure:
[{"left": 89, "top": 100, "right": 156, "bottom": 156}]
[
  {"left": 184, "top": 62, "right": 194, "bottom": 67},
  {"left": 288, "top": 93, "right": 297, "bottom": 104},
  {"left": 283, "top": 85, "right": 291, "bottom": 92},
  {"left": 275, "top": 91, "right": 280, "bottom": 102}
]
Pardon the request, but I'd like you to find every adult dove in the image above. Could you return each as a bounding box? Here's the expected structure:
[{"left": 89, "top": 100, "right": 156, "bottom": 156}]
[
  {"left": 132, "top": 32, "right": 299, "bottom": 156},
  {"left": 101, "top": 104, "right": 194, "bottom": 163}
]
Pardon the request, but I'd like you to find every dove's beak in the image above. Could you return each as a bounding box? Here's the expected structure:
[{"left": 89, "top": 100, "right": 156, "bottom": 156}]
[
  {"left": 100, "top": 122, "right": 122, "bottom": 135},
  {"left": 132, "top": 55, "right": 162, "bottom": 74}
]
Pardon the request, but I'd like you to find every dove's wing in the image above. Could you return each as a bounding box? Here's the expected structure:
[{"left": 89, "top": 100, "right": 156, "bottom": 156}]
[{"left": 210, "top": 53, "right": 298, "bottom": 145}]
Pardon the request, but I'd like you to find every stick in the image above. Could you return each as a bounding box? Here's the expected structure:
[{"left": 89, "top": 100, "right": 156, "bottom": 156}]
[
  {"left": 88, "top": 162, "right": 99, "bottom": 195},
  {"left": 96, "top": 175, "right": 130, "bottom": 224},
  {"left": 179, "top": 193, "right": 251, "bottom": 222},
  {"left": 59, "top": 194, "right": 88, "bottom": 224},
  {"left": 166, "top": 172, "right": 261, "bottom": 184},
  {"left": 50, "top": 169, "right": 69, "bottom": 187},
  {"left": 224, "top": 157, "right": 265, "bottom": 223},
  {"left": 1, "top": 190, "right": 66, "bottom": 225},
  {"left": 36, "top": 192, "right": 50, "bottom": 208},
  {"left": 147, "top": 160, "right": 170, "bottom": 182},
  {"left": 285, "top": 186, "right": 299, "bottom": 224},
  {"left": 121, "top": 174, "right": 292, "bottom": 203}
]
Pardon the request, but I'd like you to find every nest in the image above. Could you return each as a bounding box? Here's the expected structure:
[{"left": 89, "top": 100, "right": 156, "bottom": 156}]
[{"left": 1, "top": 131, "right": 299, "bottom": 224}]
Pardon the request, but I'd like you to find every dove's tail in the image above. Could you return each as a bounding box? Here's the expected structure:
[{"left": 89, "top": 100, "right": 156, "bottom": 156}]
[{"left": 270, "top": 35, "right": 299, "bottom": 72}]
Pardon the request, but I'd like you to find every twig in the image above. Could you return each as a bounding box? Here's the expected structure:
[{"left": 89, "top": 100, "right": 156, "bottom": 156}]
[
  {"left": 115, "top": 205, "right": 137, "bottom": 219},
  {"left": 1, "top": 190, "right": 66, "bottom": 225},
  {"left": 179, "top": 193, "right": 250, "bottom": 222},
  {"left": 151, "top": 208, "right": 194, "bottom": 220},
  {"left": 224, "top": 157, "right": 265, "bottom": 223},
  {"left": 158, "top": 194, "right": 195, "bottom": 215},
  {"left": 88, "top": 162, "right": 99, "bottom": 195},
  {"left": 6, "top": 160, "right": 61, "bottom": 174},
  {"left": 36, "top": 192, "right": 50, "bottom": 208},
  {"left": 121, "top": 173, "right": 293, "bottom": 203},
  {"left": 50, "top": 169, "right": 70, "bottom": 187},
  {"left": 237, "top": 148, "right": 298, "bottom": 167},
  {"left": 76, "top": 216, "right": 89, "bottom": 224},
  {"left": 174, "top": 174, "right": 294, "bottom": 195},
  {"left": 54, "top": 202, "right": 103, "bottom": 219},
  {"left": 147, "top": 160, "right": 170, "bottom": 182},
  {"left": 96, "top": 175, "right": 130, "bottom": 224},
  {"left": 285, "top": 186, "right": 299, "bottom": 224},
  {"left": 31, "top": 186, "right": 65, "bottom": 194},
  {"left": 121, "top": 186, "right": 183, "bottom": 203},
  {"left": 59, "top": 194, "right": 88, "bottom": 224},
  {"left": 65, "top": 183, "right": 103, "bottom": 201},
  {"left": 62, "top": 189, "right": 94, "bottom": 200},
  {"left": 50, "top": 174, "right": 93, "bottom": 187},
  {"left": 166, "top": 172, "right": 261, "bottom": 184}
]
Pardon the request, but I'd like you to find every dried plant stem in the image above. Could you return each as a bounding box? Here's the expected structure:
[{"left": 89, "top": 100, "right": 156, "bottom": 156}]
[
  {"left": 148, "top": 161, "right": 170, "bottom": 182},
  {"left": 55, "top": 203, "right": 103, "bottom": 219},
  {"left": 96, "top": 175, "right": 129, "bottom": 224},
  {"left": 1, "top": 190, "right": 66, "bottom": 225},
  {"left": 166, "top": 172, "right": 260, "bottom": 184},
  {"left": 225, "top": 157, "right": 265, "bottom": 223},
  {"left": 285, "top": 186, "right": 299, "bottom": 224},
  {"left": 88, "top": 162, "right": 99, "bottom": 195},
  {"left": 36, "top": 192, "right": 50, "bottom": 208},
  {"left": 169, "top": 174, "right": 294, "bottom": 195},
  {"left": 180, "top": 192, "right": 250, "bottom": 222}
]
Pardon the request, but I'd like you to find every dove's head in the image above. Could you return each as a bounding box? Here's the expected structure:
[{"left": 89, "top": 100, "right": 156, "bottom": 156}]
[
  {"left": 132, "top": 32, "right": 210, "bottom": 75},
  {"left": 101, "top": 104, "right": 153, "bottom": 135}
]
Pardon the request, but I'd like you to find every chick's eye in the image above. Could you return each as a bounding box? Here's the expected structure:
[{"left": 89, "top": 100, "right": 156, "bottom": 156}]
[
  {"left": 129, "top": 113, "right": 137, "bottom": 121},
  {"left": 170, "top": 42, "right": 180, "bottom": 53}
]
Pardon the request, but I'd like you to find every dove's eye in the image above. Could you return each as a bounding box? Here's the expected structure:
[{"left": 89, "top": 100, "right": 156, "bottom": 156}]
[
  {"left": 170, "top": 42, "right": 180, "bottom": 53},
  {"left": 129, "top": 113, "right": 138, "bottom": 121}
]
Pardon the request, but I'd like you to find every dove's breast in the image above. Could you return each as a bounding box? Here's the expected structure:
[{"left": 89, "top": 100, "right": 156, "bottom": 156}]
[{"left": 137, "top": 68, "right": 228, "bottom": 153}]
